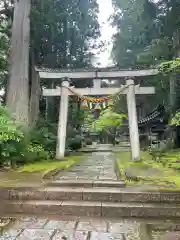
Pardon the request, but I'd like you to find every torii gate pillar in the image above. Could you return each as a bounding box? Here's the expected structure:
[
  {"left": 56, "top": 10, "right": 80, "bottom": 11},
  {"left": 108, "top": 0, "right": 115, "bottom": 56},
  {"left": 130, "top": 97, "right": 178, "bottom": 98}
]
[
  {"left": 56, "top": 79, "right": 70, "bottom": 159},
  {"left": 126, "top": 79, "right": 140, "bottom": 160}
]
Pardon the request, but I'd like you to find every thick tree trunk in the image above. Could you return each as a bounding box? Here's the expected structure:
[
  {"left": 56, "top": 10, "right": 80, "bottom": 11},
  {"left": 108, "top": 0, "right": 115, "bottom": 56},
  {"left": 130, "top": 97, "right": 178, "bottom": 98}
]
[
  {"left": 169, "top": 73, "right": 176, "bottom": 112},
  {"left": 169, "top": 30, "right": 180, "bottom": 113},
  {"left": 6, "top": 0, "right": 31, "bottom": 125},
  {"left": 29, "top": 65, "right": 40, "bottom": 127}
]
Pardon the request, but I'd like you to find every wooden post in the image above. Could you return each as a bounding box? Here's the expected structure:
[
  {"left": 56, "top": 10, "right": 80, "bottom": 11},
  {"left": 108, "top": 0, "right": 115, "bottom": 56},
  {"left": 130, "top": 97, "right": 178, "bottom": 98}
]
[
  {"left": 126, "top": 79, "right": 140, "bottom": 160},
  {"left": 56, "top": 79, "right": 70, "bottom": 159}
]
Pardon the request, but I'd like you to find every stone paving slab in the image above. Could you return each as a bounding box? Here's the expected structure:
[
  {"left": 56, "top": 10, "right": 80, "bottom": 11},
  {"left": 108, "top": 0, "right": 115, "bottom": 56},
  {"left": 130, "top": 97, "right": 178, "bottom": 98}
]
[
  {"left": 52, "top": 230, "right": 88, "bottom": 240},
  {"left": 17, "top": 229, "right": 54, "bottom": 240},
  {"left": 109, "top": 221, "right": 139, "bottom": 233},
  {"left": 1, "top": 216, "right": 180, "bottom": 239},
  {"left": 77, "top": 219, "right": 107, "bottom": 232},
  {"left": 152, "top": 231, "right": 180, "bottom": 240},
  {"left": 51, "top": 231, "right": 71, "bottom": 240},
  {"left": 90, "top": 232, "right": 124, "bottom": 240},
  {"left": 12, "top": 217, "right": 47, "bottom": 229},
  {"left": 56, "top": 151, "right": 117, "bottom": 181},
  {"left": 44, "top": 220, "right": 76, "bottom": 231},
  {"left": 0, "top": 229, "right": 22, "bottom": 240}
]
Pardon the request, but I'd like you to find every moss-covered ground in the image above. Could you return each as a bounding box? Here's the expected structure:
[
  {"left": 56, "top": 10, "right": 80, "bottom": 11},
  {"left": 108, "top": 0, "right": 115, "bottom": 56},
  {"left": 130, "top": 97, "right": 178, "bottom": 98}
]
[
  {"left": 18, "top": 155, "right": 83, "bottom": 173},
  {"left": 0, "top": 155, "right": 84, "bottom": 187},
  {"left": 116, "top": 150, "right": 180, "bottom": 189}
]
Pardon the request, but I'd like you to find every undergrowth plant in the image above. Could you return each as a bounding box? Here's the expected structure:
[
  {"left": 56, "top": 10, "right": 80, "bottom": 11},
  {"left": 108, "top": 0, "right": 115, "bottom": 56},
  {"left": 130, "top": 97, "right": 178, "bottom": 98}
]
[{"left": 0, "top": 107, "right": 49, "bottom": 168}]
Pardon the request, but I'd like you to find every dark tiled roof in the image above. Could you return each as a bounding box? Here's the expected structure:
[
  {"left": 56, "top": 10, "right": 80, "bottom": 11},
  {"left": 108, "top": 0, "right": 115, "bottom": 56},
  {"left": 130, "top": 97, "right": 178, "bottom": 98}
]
[{"left": 138, "top": 105, "right": 165, "bottom": 125}]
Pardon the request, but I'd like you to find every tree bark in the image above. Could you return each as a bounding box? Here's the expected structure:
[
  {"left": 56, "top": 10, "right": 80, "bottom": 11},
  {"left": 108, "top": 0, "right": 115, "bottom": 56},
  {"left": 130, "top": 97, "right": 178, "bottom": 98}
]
[
  {"left": 29, "top": 64, "right": 40, "bottom": 127},
  {"left": 6, "top": 0, "right": 31, "bottom": 126},
  {"left": 169, "top": 74, "right": 176, "bottom": 112},
  {"left": 169, "top": 30, "right": 180, "bottom": 113}
]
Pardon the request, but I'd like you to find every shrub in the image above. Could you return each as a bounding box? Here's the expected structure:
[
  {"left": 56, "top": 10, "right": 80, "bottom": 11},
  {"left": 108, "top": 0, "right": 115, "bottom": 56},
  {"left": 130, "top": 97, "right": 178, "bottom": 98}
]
[
  {"left": 85, "top": 138, "right": 92, "bottom": 145},
  {"left": 65, "top": 148, "right": 72, "bottom": 156},
  {"left": 20, "top": 143, "right": 49, "bottom": 163},
  {"left": 0, "top": 107, "right": 51, "bottom": 168},
  {"left": 67, "top": 135, "right": 83, "bottom": 150},
  {"left": 66, "top": 126, "right": 79, "bottom": 138},
  {"left": 0, "top": 106, "right": 25, "bottom": 167},
  {"left": 149, "top": 148, "right": 164, "bottom": 161},
  {"left": 30, "top": 119, "right": 57, "bottom": 155},
  {"left": 165, "top": 138, "right": 174, "bottom": 150}
]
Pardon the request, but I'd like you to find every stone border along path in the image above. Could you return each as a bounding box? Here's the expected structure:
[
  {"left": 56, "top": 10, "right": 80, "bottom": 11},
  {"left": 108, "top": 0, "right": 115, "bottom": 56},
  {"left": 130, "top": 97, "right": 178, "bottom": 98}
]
[
  {"left": 56, "top": 151, "right": 118, "bottom": 181},
  {"left": 1, "top": 216, "right": 180, "bottom": 239}
]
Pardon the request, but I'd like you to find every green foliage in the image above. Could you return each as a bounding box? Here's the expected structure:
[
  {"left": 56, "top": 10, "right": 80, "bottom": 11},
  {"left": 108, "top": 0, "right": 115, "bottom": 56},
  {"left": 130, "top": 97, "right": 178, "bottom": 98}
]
[
  {"left": 0, "top": 4, "right": 11, "bottom": 94},
  {"left": 159, "top": 59, "right": 180, "bottom": 74},
  {"left": 18, "top": 155, "right": 83, "bottom": 173},
  {"left": 85, "top": 138, "right": 92, "bottom": 145},
  {"left": 28, "top": 119, "right": 84, "bottom": 157},
  {"left": 23, "top": 143, "right": 49, "bottom": 163},
  {"left": 111, "top": 0, "right": 158, "bottom": 68},
  {"left": 93, "top": 108, "right": 126, "bottom": 134},
  {"left": 83, "top": 110, "right": 94, "bottom": 132},
  {"left": 67, "top": 135, "right": 83, "bottom": 150},
  {"left": 0, "top": 106, "right": 24, "bottom": 164},
  {"left": 148, "top": 148, "right": 166, "bottom": 164},
  {"left": 171, "top": 112, "right": 180, "bottom": 126},
  {"left": 110, "top": 0, "right": 180, "bottom": 112},
  {"left": 0, "top": 107, "right": 50, "bottom": 167},
  {"left": 116, "top": 150, "right": 180, "bottom": 188},
  {"left": 0, "top": 0, "right": 101, "bottom": 163},
  {"left": 111, "top": 0, "right": 180, "bottom": 68},
  {"left": 31, "top": 0, "right": 100, "bottom": 68},
  {"left": 1, "top": 0, "right": 101, "bottom": 124},
  {"left": 30, "top": 119, "right": 57, "bottom": 154}
]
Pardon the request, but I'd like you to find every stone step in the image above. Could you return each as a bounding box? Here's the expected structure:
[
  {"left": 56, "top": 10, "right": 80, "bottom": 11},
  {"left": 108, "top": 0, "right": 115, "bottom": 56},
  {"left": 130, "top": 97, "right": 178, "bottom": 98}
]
[
  {"left": 3, "top": 187, "right": 130, "bottom": 202},
  {"left": 1, "top": 200, "right": 180, "bottom": 218},
  {"left": 2, "top": 187, "right": 180, "bottom": 203},
  {"left": 46, "top": 180, "right": 126, "bottom": 188}
]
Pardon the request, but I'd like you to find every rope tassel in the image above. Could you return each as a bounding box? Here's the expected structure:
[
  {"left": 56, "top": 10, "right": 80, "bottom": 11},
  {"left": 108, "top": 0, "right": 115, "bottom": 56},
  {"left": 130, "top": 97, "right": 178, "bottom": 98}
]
[{"left": 81, "top": 99, "right": 88, "bottom": 108}]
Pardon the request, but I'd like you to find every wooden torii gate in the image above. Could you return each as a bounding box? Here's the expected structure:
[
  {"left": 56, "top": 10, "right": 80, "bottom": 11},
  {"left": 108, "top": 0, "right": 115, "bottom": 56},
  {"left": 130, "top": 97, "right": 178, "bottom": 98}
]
[{"left": 36, "top": 67, "right": 158, "bottom": 160}]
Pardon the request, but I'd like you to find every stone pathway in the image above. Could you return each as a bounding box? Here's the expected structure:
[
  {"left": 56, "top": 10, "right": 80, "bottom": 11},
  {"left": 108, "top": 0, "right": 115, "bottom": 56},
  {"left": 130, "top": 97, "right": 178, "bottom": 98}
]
[
  {"left": 1, "top": 216, "right": 180, "bottom": 239},
  {"left": 1, "top": 146, "right": 180, "bottom": 239},
  {"left": 56, "top": 151, "right": 117, "bottom": 181}
]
